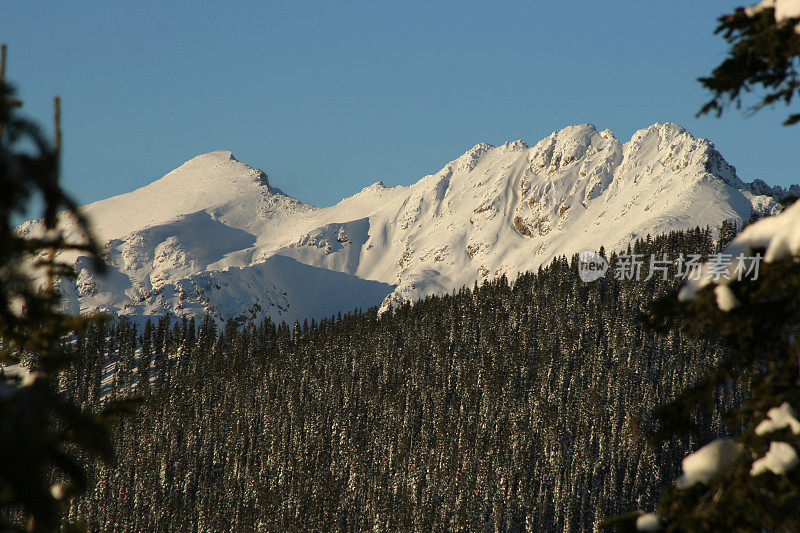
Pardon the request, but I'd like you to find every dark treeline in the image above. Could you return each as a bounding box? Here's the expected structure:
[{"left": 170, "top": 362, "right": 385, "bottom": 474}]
[{"left": 59, "top": 227, "right": 742, "bottom": 532}]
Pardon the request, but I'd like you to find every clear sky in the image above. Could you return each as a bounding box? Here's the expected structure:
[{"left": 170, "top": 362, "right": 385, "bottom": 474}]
[{"left": 3, "top": 1, "right": 798, "bottom": 208}]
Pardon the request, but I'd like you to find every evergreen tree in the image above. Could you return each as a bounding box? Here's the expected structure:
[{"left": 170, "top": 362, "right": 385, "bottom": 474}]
[
  {"left": 0, "top": 45, "right": 123, "bottom": 532},
  {"left": 699, "top": 2, "right": 800, "bottom": 125}
]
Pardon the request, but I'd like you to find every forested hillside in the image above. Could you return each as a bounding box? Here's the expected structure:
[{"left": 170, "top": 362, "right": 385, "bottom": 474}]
[{"left": 58, "top": 227, "right": 743, "bottom": 532}]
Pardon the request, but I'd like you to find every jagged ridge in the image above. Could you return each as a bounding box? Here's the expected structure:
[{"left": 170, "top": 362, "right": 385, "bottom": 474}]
[{"left": 22, "top": 123, "right": 797, "bottom": 325}]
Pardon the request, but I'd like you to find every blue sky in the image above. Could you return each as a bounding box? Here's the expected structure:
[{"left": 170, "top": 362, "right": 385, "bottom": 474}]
[{"left": 4, "top": 1, "right": 797, "bottom": 207}]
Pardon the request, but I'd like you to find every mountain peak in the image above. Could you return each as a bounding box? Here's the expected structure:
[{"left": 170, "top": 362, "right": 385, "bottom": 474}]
[
  {"left": 164, "top": 149, "right": 270, "bottom": 189},
  {"left": 469, "top": 142, "right": 494, "bottom": 152},
  {"left": 555, "top": 123, "right": 599, "bottom": 136},
  {"left": 502, "top": 139, "right": 529, "bottom": 150},
  {"left": 174, "top": 149, "right": 241, "bottom": 172},
  {"left": 71, "top": 150, "right": 279, "bottom": 241},
  {"left": 189, "top": 149, "right": 237, "bottom": 162},
  {"left": 627, "top": 121, "right": 693, "bottom": 146}
]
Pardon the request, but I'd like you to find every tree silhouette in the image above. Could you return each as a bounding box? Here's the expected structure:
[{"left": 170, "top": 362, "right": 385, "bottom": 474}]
[
  {"left": 0, "top": 44, "right": 123, "bottom": 532},
  {"left": 699, "top": 4, "right": 800, "bottom": 125}
]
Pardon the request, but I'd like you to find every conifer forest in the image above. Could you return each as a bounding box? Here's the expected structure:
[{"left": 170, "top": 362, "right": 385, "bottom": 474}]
[{"left": 48, "top": 228, "right": 744, "bottom": 531}]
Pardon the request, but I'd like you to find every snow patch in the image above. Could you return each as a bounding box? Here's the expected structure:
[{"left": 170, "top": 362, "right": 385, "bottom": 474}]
[
  {"left": 750, "top": 441, "right": 800, "bottom": 476},
  {"left": 755, "top": 402, "right": 800, "bottom": 436},
  {"left": 636, "top": 513, "right": 662, "bottom": 532},
  {"left": 675, "top": 439, "right": 741, "bottom": 489},
  {"left": 714, "top": 284, "right": 740, "bottom": 312}
]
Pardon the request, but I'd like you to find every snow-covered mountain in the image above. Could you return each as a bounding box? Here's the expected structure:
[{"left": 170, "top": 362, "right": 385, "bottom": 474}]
[{"left": 19, "top": 122, "right": 799, "bottom": 325}]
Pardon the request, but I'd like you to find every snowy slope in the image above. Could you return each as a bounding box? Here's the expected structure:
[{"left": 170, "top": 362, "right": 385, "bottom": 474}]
[{"left": 19, "top": 123, "right": 799, "bottom": 325}]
